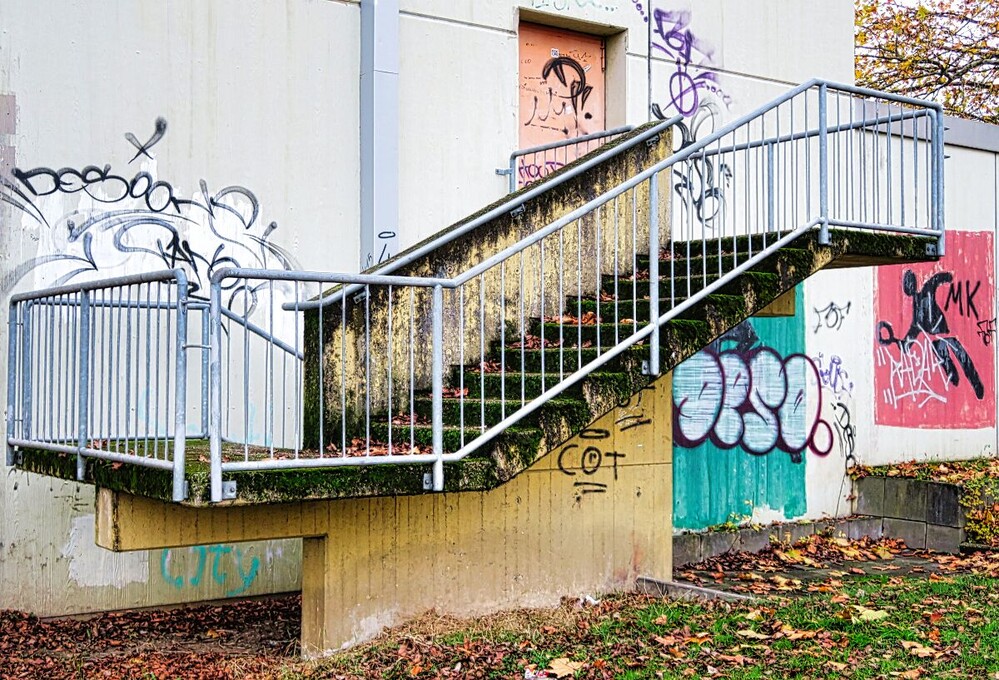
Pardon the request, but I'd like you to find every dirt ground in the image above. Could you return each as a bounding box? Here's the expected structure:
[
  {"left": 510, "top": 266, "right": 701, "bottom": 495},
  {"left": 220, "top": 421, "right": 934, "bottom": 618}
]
[
  {"left": 0, "top": 595, "right": 300, "bottom": 679},
  {"left": 2, "top": 536, "right": 997, "bottom": 679}
]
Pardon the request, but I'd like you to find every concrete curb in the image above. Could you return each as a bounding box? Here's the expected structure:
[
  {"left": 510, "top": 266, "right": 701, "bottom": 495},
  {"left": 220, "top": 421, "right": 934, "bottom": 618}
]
[{"left": 636, "top": 577, "right": 756, "bottom": 602}]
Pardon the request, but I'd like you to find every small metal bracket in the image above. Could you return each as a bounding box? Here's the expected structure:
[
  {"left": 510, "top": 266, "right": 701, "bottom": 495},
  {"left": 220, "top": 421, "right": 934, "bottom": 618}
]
[
  {"left": 423, "top": 472, "right": 433, "bottom": 490},
  {"left": 925, "top": 243, "right": 939, "bottom": 257},
  {"left": 495, "top": 168, "right": 513, "bottom": 176},
  {"left": 645, "top": 133, "right": 661, "bottom": 149},
  {"left": 510, "top": 204, "right": 526, "bottom": 218},
  {"left": 352, "top": 289, "right": 368, "bottom": 305},
  {"left": 641, "top": 360, "right": 651, "bottom": 375},
  {"left": 221, "top": 480, "right": 238, "bottom": 500},
  {"left": 182, "top": 480, "right": 190, "bottom": 501}
]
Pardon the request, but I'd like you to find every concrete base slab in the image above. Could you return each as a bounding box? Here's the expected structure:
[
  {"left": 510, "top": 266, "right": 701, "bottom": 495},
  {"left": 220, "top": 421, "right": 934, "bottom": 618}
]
[{"left": 636, "top": 577, "right": 755, "bottom": 602}]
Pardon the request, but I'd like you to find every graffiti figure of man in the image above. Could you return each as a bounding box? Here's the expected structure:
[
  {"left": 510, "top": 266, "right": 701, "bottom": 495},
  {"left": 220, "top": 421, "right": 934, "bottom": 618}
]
[{"left": 877, "top": 269, "right": 985, "bottom": 399}]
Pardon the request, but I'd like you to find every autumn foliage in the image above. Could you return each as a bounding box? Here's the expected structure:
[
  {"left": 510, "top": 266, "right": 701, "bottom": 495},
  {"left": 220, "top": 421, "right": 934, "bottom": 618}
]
[{"left": 856, "top": 0, "right": 998, "bottom": 124}]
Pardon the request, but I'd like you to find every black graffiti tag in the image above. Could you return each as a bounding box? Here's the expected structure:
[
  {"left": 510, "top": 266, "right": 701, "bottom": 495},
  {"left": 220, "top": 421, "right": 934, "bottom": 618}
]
[
  {"left": 558, "top": 427, "right": 626, "bottom": 496},
  {"left": 877, "top": 269, "right": 985, "bottom": 400},
  {"left": 125, "top": 117, "right": 168, "bottom": 164}
]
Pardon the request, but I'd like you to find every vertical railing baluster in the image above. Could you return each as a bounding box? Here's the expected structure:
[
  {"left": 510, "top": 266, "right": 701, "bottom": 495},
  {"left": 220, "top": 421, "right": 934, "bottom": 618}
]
[
  {"left": 209, "top": 276, "right": 223, "bottom": 503},
  {"left": 77, "top": 291, "right": 91, "bottom": 481},
  {"left": 431, "top": 284, "right": 444, "bottom": 491},
  {"left": 649, "top": 173, "right": 660, "bottom": 376},
  {"left": 173, "top": 273, "right": 189, "bottom": 502},
  {"left": 6, "top": 301, "right": 19, "bottom": 465}
]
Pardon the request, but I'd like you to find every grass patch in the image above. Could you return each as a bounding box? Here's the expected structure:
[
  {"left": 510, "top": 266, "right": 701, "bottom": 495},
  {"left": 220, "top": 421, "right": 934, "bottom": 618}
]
[{"left": 281, "top": 572, "right": 999, "bottom": 679}]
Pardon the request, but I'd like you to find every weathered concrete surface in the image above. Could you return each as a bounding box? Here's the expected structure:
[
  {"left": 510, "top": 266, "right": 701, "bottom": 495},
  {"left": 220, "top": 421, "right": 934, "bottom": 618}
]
[
  {"left": 308, "top": 125, "right": 674, "bottom": 444},
  {"left": 97, "top": 376, "right": 674, "bottom": 654}
]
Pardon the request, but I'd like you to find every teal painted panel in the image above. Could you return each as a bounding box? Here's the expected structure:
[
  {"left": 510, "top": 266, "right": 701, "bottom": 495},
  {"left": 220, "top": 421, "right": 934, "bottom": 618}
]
[{"left": 673, "top": 285, "right": 811, "bottom": 530}]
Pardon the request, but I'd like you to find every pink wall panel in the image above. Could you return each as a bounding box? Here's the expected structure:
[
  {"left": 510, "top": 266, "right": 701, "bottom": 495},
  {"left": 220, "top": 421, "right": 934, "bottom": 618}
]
[{"left": 874, "top": 231, "right": 995, "bottom": 428}]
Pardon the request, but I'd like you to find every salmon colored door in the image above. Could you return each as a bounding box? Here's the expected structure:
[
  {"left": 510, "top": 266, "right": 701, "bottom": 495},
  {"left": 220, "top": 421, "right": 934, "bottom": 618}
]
[{"left": 519, "top": 23, "right": 606, "bottom": 177}]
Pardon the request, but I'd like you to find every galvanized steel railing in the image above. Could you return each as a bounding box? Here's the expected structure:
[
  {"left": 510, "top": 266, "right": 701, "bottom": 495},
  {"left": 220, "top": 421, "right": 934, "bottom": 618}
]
[
  {"left": 6, "top": 271, "right": 194, "bottom": 501},
  {"left": 497, "top": 125, "right": 635, "bottom": 193},
  {"left": 6, "top": 80, "right": 945, "bottom": 503}
]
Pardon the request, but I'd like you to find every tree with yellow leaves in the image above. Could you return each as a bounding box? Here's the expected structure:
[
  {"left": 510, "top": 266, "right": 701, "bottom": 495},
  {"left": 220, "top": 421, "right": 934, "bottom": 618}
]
[{"left": 856, "top": 0, "right": 998, "bottom": 124}]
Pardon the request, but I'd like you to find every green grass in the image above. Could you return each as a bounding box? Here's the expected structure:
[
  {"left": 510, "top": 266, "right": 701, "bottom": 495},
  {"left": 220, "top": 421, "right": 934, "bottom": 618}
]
[{"left": 286, "top": 573, "right": 999, "bottom": 679}]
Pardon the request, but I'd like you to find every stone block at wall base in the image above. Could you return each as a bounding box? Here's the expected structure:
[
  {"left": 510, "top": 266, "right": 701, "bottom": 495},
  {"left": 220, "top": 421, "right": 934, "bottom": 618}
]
[
  {"left": 883, "top": 518, "right": 927, "bottom": 550},
  {"left": 925, "top": 524, "right": 962, "bottom": 553},
  {"left": 855, "top": 477, "right": 886, "bottom": 516},
  {"left": 672, "top": 533, "right": 702, "bottom": 569},
  {"left": 736, "top": 527, "right": 773, "bottom": 554},
  {"left": 884, "top": 478, "right": 927, "bottom": 521},
  {"left": 844, "top": 516, "right": 884, "bottom": 541},
  {"left": 926, "top": 483, "right": 964, "bottom": 528},
  {"left": 770, "top": 522, "right": 815, "bottom": 546},
  {"left": 699, "top": 531, "right": 739, "bottom": 562}
]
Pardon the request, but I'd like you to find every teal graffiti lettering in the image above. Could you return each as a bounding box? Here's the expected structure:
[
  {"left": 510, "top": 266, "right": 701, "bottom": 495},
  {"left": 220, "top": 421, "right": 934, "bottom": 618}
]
[{"left": 159, "top": 543, "right": 260, "bottom": 596}]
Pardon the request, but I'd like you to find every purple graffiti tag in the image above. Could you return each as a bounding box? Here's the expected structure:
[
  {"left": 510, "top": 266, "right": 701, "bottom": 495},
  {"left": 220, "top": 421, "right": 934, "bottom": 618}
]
[{"left": 648, "top": 8, "right": 730, "bottom": 116}]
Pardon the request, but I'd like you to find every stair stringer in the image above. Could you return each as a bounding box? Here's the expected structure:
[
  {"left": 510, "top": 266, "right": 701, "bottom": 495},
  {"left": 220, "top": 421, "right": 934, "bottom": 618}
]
[{"left": 454, "top": 229, "right": 940, "bottom": 491}]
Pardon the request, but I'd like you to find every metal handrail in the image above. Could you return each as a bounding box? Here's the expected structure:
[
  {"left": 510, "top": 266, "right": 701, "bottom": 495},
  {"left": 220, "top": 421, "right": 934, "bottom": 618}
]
[
  {"left": 291, "top": 116, "right": 682, "bottom": 312},
  {"left": 6, "top": 269, "right": 192, "bottom": 501},
  {"left": 195, "top": 79, "right": 944, "bottom": 502},
  {"left": 496, "top": 125, "right": 634, "bottom": 193}
]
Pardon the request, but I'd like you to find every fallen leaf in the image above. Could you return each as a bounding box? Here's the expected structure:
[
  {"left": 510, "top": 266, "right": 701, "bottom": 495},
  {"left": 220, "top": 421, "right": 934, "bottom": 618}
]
[
  {"left": 736, "top": 629, "right": 770, "bottom": 640},
  {"left": 853, "top": 606, "right": 890, "bottom": 623},
  {"left": 548, "top": 657, "right": 584, "bottom": 678},
  {"left": 901, "top": 640, "right": 937, "bottom": 658}
]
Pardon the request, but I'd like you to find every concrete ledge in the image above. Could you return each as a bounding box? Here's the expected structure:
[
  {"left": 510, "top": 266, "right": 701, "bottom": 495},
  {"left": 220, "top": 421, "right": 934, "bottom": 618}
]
[
  {"left": 672, "top": 516, "right": 886, "bottom": 568},
  {"left": 636, "top": 577, "right": 755, "bottom": 602}
]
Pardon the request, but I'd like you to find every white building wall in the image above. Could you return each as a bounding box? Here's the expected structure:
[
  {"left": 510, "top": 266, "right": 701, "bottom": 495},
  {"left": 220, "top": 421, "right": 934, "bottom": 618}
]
[
  {"left": 0, "top": 0, "right": 361, "bottom": 615},
  {"left": 804, "top": 138, "right": 999, "bottom": 520}
]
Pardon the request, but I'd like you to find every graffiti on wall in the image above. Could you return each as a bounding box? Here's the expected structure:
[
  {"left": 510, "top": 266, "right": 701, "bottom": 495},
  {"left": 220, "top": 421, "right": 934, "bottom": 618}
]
[
  {"left": 811, "top": 351, "right": 858, "bottom": 467},
  {"left": 874, "top": 231, "right": 995, "bottom": 428},
  {"left": 555, "top": 388, "right": 652, "bottom": 501},
  {"left": 813, "top": 301, "right": 851, "bottom": 333},
  {"left": 673, "top": 321, "right": 832, "bottom": 463},
  {"left": 0, "top": 118, "right": 297, "bottom": 315},
  {"left": 531, "top": 0, "right": 621, "bottom": 13},
  {"left": 646, "top": 7, "right": 731, "bottom": 118},
  {"left": 519, "top": 24, "right": 605, "bottom": 156},
  {"left": 672, "top": 290, "right": 809, "bottom": 530},
  {"left": 159, "top": 543, "right": 262, "bottom": 598},
  {"left": 644, "top": 5, "right": 732, "bottom": 233}
]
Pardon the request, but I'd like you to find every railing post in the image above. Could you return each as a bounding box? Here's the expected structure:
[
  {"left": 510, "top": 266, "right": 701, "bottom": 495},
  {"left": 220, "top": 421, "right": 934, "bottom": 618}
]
[
  {"left": 933, "top": 108, "right": 946, "bottom": 256},
  {"left": 508, "top": 156, "right": 517, "bottom": 194},
  {"left": 6, "top": 302, "right": 19, "bottom": 466},
  {"left": 209, "top": 279, "right": 223, "bottom": 502},
  {"left": 766, "top": 142, "right": 775, "bottom": 233},
  {"left": 173, "top": 273, "right": 189, "bottom": 502},
  {"left": 818, "top": 83, "right": 830, "bottom": 245},
  {"left": 648, "top": 173, "right": 661, "bottom": 376},
  {"left": 76, "top": 291, "right": 91, "bottom": 481},
  {"left": 431, "top": 284, "right": 444, "bottom": 491},
  {"left": 20, "top": 302, "right": 32, "bottom": 443},
  {"left": 200, "top": 305, "right": 210, "bottom": 438}
]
